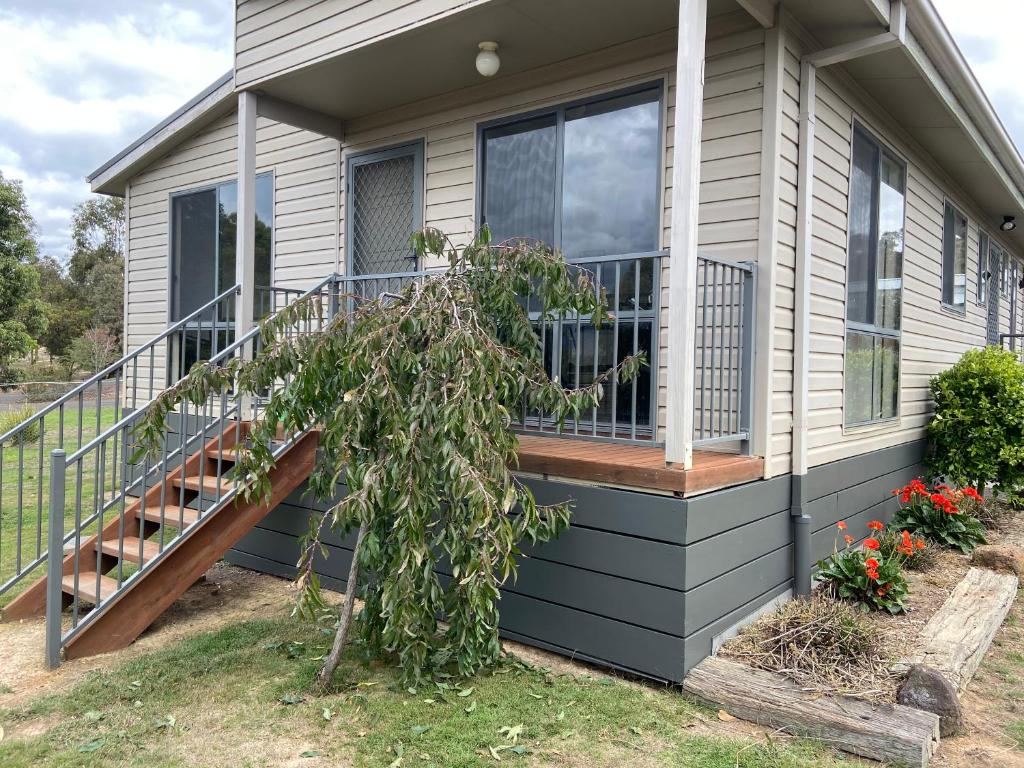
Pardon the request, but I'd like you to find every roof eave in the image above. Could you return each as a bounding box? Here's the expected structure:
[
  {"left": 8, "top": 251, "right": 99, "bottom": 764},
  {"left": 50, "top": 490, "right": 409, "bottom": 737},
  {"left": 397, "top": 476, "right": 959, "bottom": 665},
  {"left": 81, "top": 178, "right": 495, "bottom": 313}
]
[{"left": 87, "top": 71, "right": 235, "bottom": 196}]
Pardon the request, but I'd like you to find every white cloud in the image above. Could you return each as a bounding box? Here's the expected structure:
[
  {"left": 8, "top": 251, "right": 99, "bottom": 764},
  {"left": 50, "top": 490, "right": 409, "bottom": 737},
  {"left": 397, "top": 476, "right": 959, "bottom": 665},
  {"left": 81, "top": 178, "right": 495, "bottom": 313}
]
[
  {"left": 931, "top": 0, "right": 1024, "bottom": 155},
  {"left": 0, "top": 3, "right": 232, "bottom": 258}
]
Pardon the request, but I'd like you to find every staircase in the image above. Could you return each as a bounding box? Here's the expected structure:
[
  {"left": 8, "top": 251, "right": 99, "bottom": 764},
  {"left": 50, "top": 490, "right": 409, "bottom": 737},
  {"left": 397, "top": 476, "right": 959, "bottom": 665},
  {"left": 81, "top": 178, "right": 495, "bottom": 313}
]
[{"left": 0, "top": 275, "right": 345, "bottom": 667}]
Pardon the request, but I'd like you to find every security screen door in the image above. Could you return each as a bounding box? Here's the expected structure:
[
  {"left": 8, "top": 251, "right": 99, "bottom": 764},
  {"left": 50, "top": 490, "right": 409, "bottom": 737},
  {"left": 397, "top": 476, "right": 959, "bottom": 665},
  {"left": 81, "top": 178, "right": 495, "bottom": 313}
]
[{"left": 347, "top": 142, "right": 424, "bottom": 278}]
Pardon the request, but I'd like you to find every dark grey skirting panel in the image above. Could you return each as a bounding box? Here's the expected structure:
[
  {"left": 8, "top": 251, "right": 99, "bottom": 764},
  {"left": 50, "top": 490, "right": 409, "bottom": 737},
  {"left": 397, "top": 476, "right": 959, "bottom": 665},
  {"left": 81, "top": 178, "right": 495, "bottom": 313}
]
[{"left": 224, "top": 438, "right": 927, "bottom": 683}]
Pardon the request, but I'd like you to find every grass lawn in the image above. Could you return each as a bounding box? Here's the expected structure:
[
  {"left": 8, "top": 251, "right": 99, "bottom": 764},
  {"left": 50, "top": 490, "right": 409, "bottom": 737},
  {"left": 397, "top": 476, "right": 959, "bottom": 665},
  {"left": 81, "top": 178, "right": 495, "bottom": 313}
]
[
  {"left": 0, "top": 405, "right": 120, "bottom": 607},
  {"left": 0, "top": 617, "right": 869, "bottom": 768}
]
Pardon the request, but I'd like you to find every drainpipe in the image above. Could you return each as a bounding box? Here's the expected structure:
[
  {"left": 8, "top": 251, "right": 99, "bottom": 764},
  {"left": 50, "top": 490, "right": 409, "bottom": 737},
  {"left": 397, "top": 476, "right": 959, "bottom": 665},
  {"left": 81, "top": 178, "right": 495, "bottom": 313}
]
[{"left": 790, "top": 1, "right": 906, "bottom": 596}]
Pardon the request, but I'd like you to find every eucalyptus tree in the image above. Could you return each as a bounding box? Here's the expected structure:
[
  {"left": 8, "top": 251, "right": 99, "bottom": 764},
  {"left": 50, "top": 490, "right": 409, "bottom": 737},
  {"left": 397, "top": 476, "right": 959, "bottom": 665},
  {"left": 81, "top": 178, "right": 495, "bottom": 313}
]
[{"left": 138, "top": 229, "right": 643, "bottom": 686}]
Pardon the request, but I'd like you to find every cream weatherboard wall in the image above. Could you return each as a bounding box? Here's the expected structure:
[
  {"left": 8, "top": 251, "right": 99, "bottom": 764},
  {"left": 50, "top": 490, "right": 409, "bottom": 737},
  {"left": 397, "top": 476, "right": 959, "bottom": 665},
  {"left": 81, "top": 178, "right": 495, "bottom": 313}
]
[
  {"left": 334, "top": 17, "right": 765, "bottom": 442},
  {"left": 125, "top": 114, "right": 339, "bottom": 386},
  {"left": 234, "top": 0, "right": 493, "bottom": 88},
  {"left": 776, "top": 19, "right": 1024, "bottom": 472}
]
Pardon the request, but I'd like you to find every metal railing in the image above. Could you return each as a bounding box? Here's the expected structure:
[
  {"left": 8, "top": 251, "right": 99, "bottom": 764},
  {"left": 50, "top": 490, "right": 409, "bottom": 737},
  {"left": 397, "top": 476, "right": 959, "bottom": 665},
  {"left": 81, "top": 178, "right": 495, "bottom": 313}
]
[
  {"left": 515, "top": 251, "right": 663, "bottom": 444},
  {"left": 1000, "top": 333, "right": 1024, "bottom": 362},
  {"left": 692, "top": 254, "right": 756, "bottom": 449},
  {"left": 0, "top": 285, "right": 239, "bottom": 602},
  {"left": 44, "top": 275, "right": 338, "bottom": 664}
]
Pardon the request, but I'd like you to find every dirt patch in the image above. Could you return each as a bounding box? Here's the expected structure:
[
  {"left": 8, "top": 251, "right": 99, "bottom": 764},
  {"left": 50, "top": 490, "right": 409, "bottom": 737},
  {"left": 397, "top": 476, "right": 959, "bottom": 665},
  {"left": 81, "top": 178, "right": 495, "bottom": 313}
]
[{"left": 0, "top": 562, "right": 297, "bottom": 708}]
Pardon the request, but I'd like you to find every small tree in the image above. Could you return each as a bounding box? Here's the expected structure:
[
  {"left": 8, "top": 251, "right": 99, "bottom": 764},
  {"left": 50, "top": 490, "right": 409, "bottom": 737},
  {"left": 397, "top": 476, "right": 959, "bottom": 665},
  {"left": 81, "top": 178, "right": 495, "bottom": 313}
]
[
  {"left": 67, "top": 327, "right": 119, "bottom": 375},
  {"left": 927, "top": 346, "right": 1024, "bottom": 498},
  {"left": 138, "top": 230, "right": 642, "bottom": 686}
]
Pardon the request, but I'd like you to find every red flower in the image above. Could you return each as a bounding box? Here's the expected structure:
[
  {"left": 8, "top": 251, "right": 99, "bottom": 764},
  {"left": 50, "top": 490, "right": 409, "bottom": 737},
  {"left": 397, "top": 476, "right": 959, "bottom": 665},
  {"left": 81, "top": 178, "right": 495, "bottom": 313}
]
[
  {"left": 843, "top": 534, "right": 854, "bottom": 545},
  {"left": 837, "top": 521, "right": 847, "bottom": 531},
  {"left": 863, "top": 537, "right": 880, "bottom": 551},
  {"left": 865, "top": 557, "right": 880, "bottom": 570},
  {"left": 867, "top": 520, "right": 884, "bottom": 531},
  {"left": 877, "top": 584, "right": 890, "bottom": 596},
  {"left": 915, "top": 539, "right": 926, "bottom": 550},
  {"left": 866, "top": 567, "right": 880, "bottom": 581},
  {"left": 962, "top": 487, "right": 983, "bottom": 502}
]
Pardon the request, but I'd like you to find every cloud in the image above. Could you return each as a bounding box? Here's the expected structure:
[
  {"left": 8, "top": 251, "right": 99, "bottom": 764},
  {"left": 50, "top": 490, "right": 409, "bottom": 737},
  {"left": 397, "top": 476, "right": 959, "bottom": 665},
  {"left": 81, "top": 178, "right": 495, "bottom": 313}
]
[
  {"left": 0, "top": 2, "right": 232, "bottom": 258},
  {"left": 931, "top": 0, "right": 1024, "bottom": 157}
]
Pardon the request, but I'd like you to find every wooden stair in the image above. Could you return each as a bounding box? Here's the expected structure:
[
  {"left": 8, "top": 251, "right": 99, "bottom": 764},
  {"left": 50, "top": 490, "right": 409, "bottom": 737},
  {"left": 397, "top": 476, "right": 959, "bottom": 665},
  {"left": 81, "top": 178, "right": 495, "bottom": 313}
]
[{"left": 3, "top": 423, "right": 319, "bottom": 662}]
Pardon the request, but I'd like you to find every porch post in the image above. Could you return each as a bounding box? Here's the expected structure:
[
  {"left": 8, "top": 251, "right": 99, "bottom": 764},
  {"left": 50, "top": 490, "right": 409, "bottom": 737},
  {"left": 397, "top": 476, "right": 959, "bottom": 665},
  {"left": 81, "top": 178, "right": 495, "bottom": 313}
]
[
  {"left": 664, "top": 0, "right": 707, "bottom": 468},
  {"left": 235, "top": 91, "right": 257, "bottom": 357}
]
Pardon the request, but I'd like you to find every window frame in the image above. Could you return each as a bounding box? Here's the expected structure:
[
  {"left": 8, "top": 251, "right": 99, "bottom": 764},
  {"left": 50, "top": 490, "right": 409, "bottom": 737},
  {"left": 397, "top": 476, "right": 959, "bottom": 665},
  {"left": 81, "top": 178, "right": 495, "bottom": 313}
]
[
  {"left": 978, "top": 229, "right": 991, "bottom": 306},
  {"left": 474, "top": 79, "right": 666, "bottom": 261},
  {"left": 167, "top": 171, "right": 275, "bottom": 324},
  {"left": 941, "top": 198, "right": 969, "bottom": 315},
  {"left": 842, "top": 121, "right": 906, "bottom": 429}
]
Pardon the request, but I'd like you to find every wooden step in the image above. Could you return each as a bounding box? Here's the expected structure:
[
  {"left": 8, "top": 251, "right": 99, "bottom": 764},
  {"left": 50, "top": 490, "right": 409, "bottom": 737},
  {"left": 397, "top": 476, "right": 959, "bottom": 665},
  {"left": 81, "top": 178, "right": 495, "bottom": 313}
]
[
  {"left": 98, "top": 536, "right": 160, "bottom": 565},
  {"left": 61, "top": 572, "right": 119, "bottom": 604},
  {"left": 205, "top": 446, "right": 242, "bottom": 462},
  {"left": 139, "top": 504, "right": 199, "bottom": 527},
  {"left": 173, "top": 474, "right": 233, "bottom": 494}
]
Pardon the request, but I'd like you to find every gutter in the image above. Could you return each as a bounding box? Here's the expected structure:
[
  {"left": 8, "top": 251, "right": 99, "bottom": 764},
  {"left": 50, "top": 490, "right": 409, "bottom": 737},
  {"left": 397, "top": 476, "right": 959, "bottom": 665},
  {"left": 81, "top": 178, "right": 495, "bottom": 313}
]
[{"left": 790, "top": 0, "right": 906, "bottom": 596}]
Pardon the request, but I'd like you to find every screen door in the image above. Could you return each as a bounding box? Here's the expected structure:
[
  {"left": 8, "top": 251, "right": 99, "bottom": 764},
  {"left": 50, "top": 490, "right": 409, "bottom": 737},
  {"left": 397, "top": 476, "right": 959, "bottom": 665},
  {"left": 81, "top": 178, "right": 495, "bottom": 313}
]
[{"left": 346, "top": 142, "right": 424, "bottom": 276}]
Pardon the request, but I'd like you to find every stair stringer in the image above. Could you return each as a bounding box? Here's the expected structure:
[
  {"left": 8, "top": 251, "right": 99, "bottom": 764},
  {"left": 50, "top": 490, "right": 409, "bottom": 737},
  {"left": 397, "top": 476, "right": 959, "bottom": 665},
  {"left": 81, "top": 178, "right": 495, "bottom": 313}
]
[{"left": 61, "top": 430, "right": 319, "bottom": 661}]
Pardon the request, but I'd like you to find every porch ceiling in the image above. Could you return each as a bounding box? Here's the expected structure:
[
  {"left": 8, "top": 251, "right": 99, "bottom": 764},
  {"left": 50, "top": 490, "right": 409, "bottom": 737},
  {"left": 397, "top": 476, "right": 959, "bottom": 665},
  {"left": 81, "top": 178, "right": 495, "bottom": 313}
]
[{"left": 255, "top": 0, "right": 739, "bottom": 123}]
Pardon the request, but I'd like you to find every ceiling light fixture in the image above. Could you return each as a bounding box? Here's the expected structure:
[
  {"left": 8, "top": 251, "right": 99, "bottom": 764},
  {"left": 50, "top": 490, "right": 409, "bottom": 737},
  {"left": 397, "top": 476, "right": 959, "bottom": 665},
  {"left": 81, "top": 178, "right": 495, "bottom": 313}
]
[
  {"left": 1001, "top": 215, "right": 1017, "bottom": 232},
  {"left": 475, "top": 41, "right": 500, "bottom": 77}
]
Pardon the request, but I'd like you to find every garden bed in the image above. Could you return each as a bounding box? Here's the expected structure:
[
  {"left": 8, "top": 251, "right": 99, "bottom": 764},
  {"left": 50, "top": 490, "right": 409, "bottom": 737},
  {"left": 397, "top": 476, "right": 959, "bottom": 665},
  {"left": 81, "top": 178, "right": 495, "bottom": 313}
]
[{"left": 685, "top": 500, "right": 1024, "bottom": 767}]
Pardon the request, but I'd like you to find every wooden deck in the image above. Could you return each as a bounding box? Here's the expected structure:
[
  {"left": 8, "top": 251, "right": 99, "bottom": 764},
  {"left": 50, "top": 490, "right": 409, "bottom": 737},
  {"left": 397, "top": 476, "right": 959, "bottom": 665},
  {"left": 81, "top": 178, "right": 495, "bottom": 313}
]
[{"left": 515, "top": 434, "right": 764, "bottom": 496}]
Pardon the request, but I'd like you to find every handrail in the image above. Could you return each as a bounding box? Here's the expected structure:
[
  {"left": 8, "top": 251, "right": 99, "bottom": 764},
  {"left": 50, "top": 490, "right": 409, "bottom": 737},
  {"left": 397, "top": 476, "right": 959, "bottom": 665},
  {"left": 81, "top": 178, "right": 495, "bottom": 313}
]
[{"left": 0, "top": 284, "right": 240, "bottom": 446}]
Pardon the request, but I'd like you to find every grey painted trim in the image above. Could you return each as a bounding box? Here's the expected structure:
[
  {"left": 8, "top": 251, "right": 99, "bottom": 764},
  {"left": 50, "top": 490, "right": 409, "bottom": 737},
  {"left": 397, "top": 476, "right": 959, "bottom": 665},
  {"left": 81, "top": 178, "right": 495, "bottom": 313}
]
[
  {"left": 255, "top": 93, "right": 343, "bottom": 140},
  {"left": 88, "top": 71, "right": 234, "bottom": 191}
]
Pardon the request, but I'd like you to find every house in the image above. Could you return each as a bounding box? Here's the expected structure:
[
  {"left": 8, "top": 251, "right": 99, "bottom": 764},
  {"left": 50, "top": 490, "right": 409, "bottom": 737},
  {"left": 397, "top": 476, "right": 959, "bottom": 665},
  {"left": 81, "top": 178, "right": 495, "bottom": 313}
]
[{"left": 3, "top": 0, "right": 1024, "bottom": 683}]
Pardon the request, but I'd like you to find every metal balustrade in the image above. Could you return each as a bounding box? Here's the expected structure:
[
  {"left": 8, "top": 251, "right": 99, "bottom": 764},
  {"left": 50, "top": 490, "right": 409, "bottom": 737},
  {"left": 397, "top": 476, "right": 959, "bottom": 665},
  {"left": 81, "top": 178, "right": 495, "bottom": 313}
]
[
  {"left": 693, "top": 255, "right": 756, "bottom": 449},
  {"left": 44, "top": 275, "right": 338, "bottom": 661},
  {"left": 0, "top": 285, "right": 238, "bottom": 602}
]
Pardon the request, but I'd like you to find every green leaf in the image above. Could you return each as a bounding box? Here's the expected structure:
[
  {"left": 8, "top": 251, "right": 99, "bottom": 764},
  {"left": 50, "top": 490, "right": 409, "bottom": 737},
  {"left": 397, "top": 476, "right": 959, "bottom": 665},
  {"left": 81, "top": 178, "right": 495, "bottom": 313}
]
[
  {"left": 78, "top": 739, "right": 105, "bottom": 753},
  {"left": 411, "top": 725, "right": 431, "bottom": 736},
  {"left": 299, "top": 750, "right": 321, "bottom": 758},
  {"left": 279, "top": 693, "right": 304, "bottom": 705}
]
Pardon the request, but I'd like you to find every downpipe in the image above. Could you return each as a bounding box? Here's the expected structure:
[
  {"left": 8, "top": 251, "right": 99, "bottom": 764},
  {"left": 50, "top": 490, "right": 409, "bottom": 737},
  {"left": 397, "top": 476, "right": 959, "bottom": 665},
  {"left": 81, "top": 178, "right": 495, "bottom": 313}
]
[{"left": 789, "top": 1, "right": 906, "bottom": 596}]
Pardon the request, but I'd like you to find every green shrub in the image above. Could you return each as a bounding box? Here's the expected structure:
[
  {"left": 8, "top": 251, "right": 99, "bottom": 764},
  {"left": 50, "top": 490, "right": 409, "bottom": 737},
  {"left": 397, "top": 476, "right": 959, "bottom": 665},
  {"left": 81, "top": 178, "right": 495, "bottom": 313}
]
[
  {"left": 0, "top": 406, "right": 40, "bottom": 445},
  {"left": 927, "top": 346, "right": 1024, "bottom": 498},
  {"left": 817, "top": 520, "right": 909, "bottom": 614},
  {"left": 891, "top": 479, "right": 987, "bottom": 554}
]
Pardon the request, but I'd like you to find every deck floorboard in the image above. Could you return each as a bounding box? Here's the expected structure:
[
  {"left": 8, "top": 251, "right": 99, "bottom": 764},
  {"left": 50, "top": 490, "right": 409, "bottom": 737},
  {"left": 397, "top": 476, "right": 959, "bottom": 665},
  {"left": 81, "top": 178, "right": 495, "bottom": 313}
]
[{"left": 515, "top": 435, "right": 763, "bottom": 495}]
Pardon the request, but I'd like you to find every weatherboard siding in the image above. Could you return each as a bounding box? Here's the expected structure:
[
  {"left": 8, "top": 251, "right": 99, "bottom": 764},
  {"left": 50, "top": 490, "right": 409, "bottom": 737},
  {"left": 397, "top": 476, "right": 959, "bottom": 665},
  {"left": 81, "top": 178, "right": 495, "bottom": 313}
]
[
  {"left": 779, "top": 20, "right": 1024, "bottom": 470},
  {"left": 124, "top": 113, "right": 338, "bottom": 392}
]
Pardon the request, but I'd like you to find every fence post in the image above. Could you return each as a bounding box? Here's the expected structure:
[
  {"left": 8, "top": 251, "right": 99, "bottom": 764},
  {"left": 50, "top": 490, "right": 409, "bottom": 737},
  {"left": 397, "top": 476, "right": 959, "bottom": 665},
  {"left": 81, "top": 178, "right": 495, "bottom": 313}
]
[
  {"left": 739, "top": 264, "right": 757, "bottom": 454},
  {"left": 45, "top": 449, "right": 66, "bottom": 669}
]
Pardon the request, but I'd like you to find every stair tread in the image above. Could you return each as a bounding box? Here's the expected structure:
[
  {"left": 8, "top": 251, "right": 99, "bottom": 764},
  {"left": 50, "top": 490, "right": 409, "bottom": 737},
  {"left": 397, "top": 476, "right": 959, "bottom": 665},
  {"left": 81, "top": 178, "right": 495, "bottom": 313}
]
[
  {"left": 174, "top": 474, "right": 233, "bottom": 493},
  {"left": 98, "top": 536, "right": 160, "bottom": 564},
  {"left": 61, "top": 572, "right": 118, "bottom": 603},
  {"left": 138, "top": 504, "right": 199, "bottom": 527},
  {"left": 204, "top": 446, "right": 242, "bottom": 461}
]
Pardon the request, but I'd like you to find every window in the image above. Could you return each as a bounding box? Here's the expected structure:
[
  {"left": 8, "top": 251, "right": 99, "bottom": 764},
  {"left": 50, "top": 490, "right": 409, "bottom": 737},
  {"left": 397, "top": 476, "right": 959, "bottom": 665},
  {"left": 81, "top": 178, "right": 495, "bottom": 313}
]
[
  {"left": 481, "top": 86, "right": 661, "bottom": 258},
  {"left": 979, "top": 230, "right": 990, "bottom": 305},
  {"left": 942, "top": 202, "right": 968, "bottom": 311},
  {"left": 480, "top": 86, "right": 662, "bottom": 433},
  {"left": 844, "top": 125, "right": 904, "bottom": 425},
  {"left": 169, "top": 173, "right": 273, "bottom": 376}
]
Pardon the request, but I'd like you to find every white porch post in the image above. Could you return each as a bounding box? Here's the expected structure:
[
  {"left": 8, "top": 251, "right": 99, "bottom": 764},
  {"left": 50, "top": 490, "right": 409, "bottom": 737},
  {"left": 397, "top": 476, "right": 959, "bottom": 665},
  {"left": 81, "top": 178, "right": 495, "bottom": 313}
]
[
  {"left": 235, "top": 91, "right": 258, "bottom": 358},
  {"left": 664, "top": 0, "right": 707, "bottom": 468}
]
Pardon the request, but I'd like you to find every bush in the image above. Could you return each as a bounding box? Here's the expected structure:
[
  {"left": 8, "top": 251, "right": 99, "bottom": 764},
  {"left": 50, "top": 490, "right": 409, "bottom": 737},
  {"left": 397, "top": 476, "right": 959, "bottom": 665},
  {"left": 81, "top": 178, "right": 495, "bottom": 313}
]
[
  {"left": 817, "top": 520, "right": 910, "bottom": 614},
  {"left": 891, "top": 479, "right": 987, "bottom": 554},
  {"left": 0, "top": 406, "right": 40, "bottom": 445},
  {"left": 877, "top": 527, "right": 932, "bottom": 571},
  {"left": 927, "top": 346, "right": 1024, "bottom": 498}
]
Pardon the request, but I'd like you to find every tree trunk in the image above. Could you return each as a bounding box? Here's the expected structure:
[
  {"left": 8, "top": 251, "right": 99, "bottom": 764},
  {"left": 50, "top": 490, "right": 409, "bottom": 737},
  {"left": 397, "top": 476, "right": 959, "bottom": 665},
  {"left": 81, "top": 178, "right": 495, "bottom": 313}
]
[{"left": 316, "top": 521, "right": 368, "bottom": 688}]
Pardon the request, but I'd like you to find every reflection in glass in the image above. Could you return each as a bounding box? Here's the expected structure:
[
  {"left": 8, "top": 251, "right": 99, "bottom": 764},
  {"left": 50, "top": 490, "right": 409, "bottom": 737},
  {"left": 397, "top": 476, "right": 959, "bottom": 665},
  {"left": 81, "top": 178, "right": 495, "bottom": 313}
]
[
  {"left": 482, "top": 115, "right": 556, "bottom": 245},
  {"left": 942, "top": 202, "right": 967, "bottom": 310},
  {"left": 845, "top": 332, "right": 899, "bottom": 424},
  {"left": 876, "top": 153, "right": 904, "bottom": 329},
  {"left": 847, "top": 130, "right": 877, "bottom": 326},
  {"left": 562, "top": 90, "right": 660, "bottom": 259}
]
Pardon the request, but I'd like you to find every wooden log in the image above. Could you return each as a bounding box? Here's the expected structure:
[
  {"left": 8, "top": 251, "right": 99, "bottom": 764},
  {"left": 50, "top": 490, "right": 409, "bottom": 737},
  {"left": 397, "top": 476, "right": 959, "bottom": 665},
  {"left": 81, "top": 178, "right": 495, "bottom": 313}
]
[
  {"left": 894, "top": 566, "right": 1018, "bottom": 692},
  {"left": 683, "top": 656, "right": 940, "bottom": 767}
]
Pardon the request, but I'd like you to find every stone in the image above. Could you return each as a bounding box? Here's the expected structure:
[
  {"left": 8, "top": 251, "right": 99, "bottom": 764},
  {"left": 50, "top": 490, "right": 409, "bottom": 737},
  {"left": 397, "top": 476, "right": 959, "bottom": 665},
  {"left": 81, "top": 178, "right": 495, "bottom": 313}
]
[
  {"left": 897, "top": 664, "right": 964, "bottom": 738},
  {"left": 971, "top": 545, "right": 1024, "bottom": 577}
]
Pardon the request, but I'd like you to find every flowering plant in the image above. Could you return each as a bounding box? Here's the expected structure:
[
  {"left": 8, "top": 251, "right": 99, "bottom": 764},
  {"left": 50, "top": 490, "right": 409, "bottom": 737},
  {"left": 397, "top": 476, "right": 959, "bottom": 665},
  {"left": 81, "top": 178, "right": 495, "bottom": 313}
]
[
  {"left": 891, "top": 479, "right": 987, "bottom": 554},
  {"left": 816, "top": 520, "right": 909, "bottom": 614},
  {"left": 878, "top": 527, "right": 931, "bottom": 571}
]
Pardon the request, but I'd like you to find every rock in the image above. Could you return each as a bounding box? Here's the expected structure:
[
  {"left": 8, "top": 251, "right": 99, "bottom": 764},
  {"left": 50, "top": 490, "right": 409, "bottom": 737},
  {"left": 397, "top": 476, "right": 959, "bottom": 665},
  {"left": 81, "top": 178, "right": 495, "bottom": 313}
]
[
  {"left": 971, "top": 545, "right": 1024, "bottom": 577},
  {"left": 897, "top": 665, "right": 963, "bottom": 737}
]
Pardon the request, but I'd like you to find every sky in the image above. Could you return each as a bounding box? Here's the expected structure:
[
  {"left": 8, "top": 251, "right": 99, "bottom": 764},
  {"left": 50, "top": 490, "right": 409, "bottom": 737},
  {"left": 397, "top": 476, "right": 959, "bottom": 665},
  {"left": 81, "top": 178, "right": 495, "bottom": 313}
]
[{"left": 0, "top": 0, "right": 1022, "bottom": 259}]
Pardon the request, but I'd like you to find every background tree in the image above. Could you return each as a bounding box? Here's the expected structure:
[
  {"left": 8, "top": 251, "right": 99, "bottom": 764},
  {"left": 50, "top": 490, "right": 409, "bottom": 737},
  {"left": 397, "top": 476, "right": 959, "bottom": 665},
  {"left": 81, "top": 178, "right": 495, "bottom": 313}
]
[
  {"left": 139, "top": 229, "right": 643, "bottom": 687},
  {"left": 31, "top": 255, "right": 89, "bottom": 364},
  {"left": 68, "top": 196, "right": 125, "bottom": 341},
  {"left": 0, "top": 173, "right": 48, "bottom": 380},
  {"left": 66, "top": 327, "right": 119, "bottom": 375}
]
